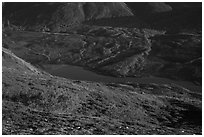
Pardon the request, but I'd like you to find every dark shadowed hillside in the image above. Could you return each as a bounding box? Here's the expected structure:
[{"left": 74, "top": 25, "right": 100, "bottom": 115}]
[
  {"left": 126, "top": 2, "right": 172, "bottom": 16},
  {"left": 87, "top": 2, "right": 201, "bottom": 31},
  {"left": 3, "top": 2, "right": 133, "bottom": 32}
]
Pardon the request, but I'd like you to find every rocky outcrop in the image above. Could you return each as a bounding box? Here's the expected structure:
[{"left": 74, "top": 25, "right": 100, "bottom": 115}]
[
  {"left": 3, "top": 23, "right": 201, "bottom": 84},
  {"left": 3, "top": 26, "right": 154, "bottom": 77}
]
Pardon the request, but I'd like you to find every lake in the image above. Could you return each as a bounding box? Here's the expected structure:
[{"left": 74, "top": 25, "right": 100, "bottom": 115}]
[{"left": 42, "top": 64, "right": 201, "bottom": 92}]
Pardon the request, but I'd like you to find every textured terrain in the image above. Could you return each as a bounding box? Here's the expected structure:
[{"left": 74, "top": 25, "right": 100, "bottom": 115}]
[
  {"left": 3, "top": 25, "right": 201, "bottom": 84},
  {"left": 2, "top": 2, "right": 202, "bottom": 135},
  {"left": 2, "top": 47, "right": 202, "bottom": 135},
  {"left": 3, "top": 2, "right": 133, "bottom": 32}
]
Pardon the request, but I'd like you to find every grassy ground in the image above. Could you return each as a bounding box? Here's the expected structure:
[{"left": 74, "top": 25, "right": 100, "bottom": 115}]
[{"left": 2, "top": 48, "right": 202, "bottom": 135}]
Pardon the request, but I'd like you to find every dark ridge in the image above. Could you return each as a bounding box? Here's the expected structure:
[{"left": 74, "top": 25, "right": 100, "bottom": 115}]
[{"left": 85, "top": 6, "right": 201, "bottom": 31}]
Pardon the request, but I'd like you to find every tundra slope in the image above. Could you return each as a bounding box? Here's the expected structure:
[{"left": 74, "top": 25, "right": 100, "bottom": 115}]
[
  {"left": 2, "top": 46, "right": 202, "bottom": 134},
  {"left": 2, "top": 2, "right": 202, "bottom": 134}
]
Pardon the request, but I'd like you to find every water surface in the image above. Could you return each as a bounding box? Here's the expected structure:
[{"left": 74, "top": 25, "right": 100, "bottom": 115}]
[{"left": 42, "top": 64, "right": 201, "bottom": 92}]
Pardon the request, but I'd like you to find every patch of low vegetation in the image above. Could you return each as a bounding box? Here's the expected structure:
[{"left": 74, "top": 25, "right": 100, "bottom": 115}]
[{"left": 2, "top": 49, "right": 202, "bottom": 134}]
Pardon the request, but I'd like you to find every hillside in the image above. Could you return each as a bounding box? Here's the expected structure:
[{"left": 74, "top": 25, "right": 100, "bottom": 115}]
[
  {"left": 2, "top": 2, "right": 202, "bottom": 135},
  {"left": 3, "top": 24, "right": 201, "bottom": 85},
  {"left": 2, "top": 47, "right": 202, "bottom": 135},
  {"left": 126, "top": 2, "right": 172, "bottom": 16},
  {"left": 3, "top": 2, "right": 133, "bottom": 32}
]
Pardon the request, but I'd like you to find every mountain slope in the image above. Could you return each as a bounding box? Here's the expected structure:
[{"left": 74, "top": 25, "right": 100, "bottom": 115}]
[
  {"left": 126, "top": 2, "right": 172, "bottom": 16},
  {"left": 2, "top": 2, "right": 202, "bottom": 135},
  {"left": 2, "top": 42, "right": 202, "bottom": 135},
  {"left": 3, "top": 2, "right": 133, "bottom": 32}
]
